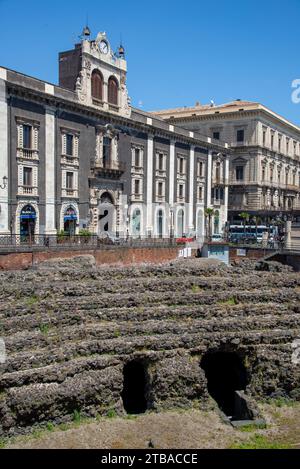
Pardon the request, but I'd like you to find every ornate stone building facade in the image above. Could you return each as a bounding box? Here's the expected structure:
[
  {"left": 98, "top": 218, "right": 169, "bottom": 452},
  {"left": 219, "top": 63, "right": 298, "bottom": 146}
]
[
  {"left": 0, "top": 29, "right": 229, "bottom": 240},
  {"left": 153, "top": 100, "right": 300, "bottom": 223}
]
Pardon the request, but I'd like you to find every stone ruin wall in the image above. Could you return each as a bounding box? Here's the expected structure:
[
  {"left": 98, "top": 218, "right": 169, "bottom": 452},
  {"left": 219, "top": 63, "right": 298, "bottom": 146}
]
[{"left": 0, "top": 256, "right": 300, "bottom": 436}]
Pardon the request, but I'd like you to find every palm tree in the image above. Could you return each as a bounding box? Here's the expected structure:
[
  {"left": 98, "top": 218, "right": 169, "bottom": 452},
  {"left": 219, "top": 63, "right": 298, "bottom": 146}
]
[
  {"left": 205, "top": 208, "right": 215, "bottom": 241},
  {"left": 239, "top": 212, "right": 250, "bottom": 236},
  {"left": 252, "top": 215, "right": 261, "bottom": 240}
]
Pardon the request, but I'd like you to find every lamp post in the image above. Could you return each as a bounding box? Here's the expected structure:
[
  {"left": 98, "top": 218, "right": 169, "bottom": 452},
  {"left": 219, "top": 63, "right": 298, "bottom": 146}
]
[{"left": 0, "top": 176, "right": 8, "bottom": 190}]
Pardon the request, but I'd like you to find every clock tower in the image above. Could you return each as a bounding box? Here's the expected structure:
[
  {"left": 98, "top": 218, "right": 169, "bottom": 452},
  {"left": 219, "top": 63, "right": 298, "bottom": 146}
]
[{"left": 59, "top": 29, "right": 131, "bottom": 118}]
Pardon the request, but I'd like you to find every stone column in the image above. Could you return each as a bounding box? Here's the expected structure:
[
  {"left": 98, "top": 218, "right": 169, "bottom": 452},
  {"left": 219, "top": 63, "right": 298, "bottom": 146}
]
[
  {"left": 169, "top": 139, "right": 175, "bottom": 207},
  {"left": 188, "top": 145, "right": 195, "bottom": 232},
  {"left": 45, "top": 106, "right": 57, "bottom": 235},
  {"left": 224, "top": 155, "right": 230, "bottom": 222},
  {"left": 0, "top": 71, "right": 9, "bottom": 234},
  {"left": 146, "top": 134, "right": 154, "bottom": 236},
  {"left": 206, "top": 149, "right": 213, "bottom": 208},
  {"left": 285, "top": 220, "right": 292, "bottom": 249}
]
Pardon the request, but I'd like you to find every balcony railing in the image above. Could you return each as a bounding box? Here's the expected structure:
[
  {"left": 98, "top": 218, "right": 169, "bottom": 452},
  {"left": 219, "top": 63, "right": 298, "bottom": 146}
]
[
  {"left": 92, "top": 158, "right": 126, "bottom": 177},
  {"left": 18, "top": 186, "right": 38, "bottom": 196},
  {"left": 61, "top": 154, "right": 79, "bottom": 167},
  {"left": 62, "top": 188, "right": 78, "bottom": 198},
  {"left": 17, "top": 148, "right": 39, "bottom": 160}
]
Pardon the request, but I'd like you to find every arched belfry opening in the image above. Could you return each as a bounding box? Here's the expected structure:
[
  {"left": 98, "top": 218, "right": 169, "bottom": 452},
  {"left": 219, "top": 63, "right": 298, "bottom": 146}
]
[
  {"left": 201, "top": 351, "right": 251, "bottom": 421},
  {"left": 121, "top": 361, "right": 148, "bottom": 414}
]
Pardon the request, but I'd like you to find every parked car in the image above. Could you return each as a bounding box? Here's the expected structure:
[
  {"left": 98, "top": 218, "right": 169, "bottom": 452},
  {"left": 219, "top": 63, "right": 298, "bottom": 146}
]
[{"left": 211, "top": 234, "right": 224, "bottom": 243}]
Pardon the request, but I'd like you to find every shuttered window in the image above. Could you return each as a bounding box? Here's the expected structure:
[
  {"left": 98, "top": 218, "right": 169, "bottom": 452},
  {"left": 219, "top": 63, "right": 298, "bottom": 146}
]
[
  {"left": 91, "top": 70, "right": 103, "bottom": 101},
  {"left": 108, "top": 77, "right": 118, "bottom": 105}
]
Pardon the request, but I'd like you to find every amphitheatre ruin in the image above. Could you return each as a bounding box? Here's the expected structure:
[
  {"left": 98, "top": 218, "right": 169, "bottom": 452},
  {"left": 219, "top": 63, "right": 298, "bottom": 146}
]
[{"left": 0, "top": 255, "right": 300, "bottom": 442}]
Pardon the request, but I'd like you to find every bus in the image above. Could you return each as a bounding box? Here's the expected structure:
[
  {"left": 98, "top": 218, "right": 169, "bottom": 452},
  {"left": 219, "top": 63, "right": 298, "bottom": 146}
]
[{"left": 228, "top": 225, "right": 277, "bottom": 243}]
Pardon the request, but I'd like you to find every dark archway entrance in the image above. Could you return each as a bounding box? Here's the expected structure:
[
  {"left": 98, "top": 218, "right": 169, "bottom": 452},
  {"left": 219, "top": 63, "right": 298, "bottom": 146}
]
[
  {"left": 64, "top": 206, "right": 77, "bottom": 235},
  {"left": 20, "top": 205, "right": 36, "bottom": 242},
  {"left": 201, "top": 352, "right": 250, "bottom": 421},
  {"left": 121, "top": 361, "right": 148, "bottom": 414}
]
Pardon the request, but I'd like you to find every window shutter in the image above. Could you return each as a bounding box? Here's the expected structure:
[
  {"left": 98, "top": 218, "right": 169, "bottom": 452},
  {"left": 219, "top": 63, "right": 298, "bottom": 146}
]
[
  {"left": 33, "top": 127, "right": 38, "bottom": 150},
  {"left": 18, "top": 125, "right": 23, "bottom": 148}
]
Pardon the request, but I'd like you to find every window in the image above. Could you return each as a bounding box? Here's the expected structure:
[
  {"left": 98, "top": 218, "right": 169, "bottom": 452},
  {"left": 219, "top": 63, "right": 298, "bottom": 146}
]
[
  {"left": 134, "top": 148, "right": 141, "bottom": 167},
  {"left": 278, "top": 135, "right": 282, "bottom": 152},
  {"left": 178, "top": 184, "right": 184, "bottom": 198},
  {"left": 91, "top": 70, "right": 103, "bottom": 101},
  {"left": 270, "top": 167, "right": 274, "bottom": 183},
  {"left": 215, "top": 162, "right": 221, "bottom": 181},
  {"left": 235, "top": 166, "right": 244, "bottom": 181},
  {"left": 262, "top": 167, "right": 266, "bottom": 182},
  {"left": 294, "top": 141, "right": 297, "bottom": 156},
  {"left": 158, "top": 153, "right": 164, "bottom": 171},
  {"left": 286, "top": 138, "right": 290, "bottom": 155},
  {"left": 23, "top": 125, "right": 32, "bottom": 149},
  {"left": 237, "top": 129, "right": 244, "bottom": 142},
  {"left": 277, "top": 169, "right": 281, "bottom": 182},
  {"left": 197, "top": 160, "right": 204, "bottom": 177},
  {"left": 134, "top": 179, "right": 140, "bottom": 195},
  {"left": 271, "top": 133, "right": 274, "bottom": 149},
  {"left": 66, "top": 134, "right": 74, "bottom": 156},
  {"left": 66, "top": 172, "right": 74, "bottom": 189},
  {"left": 213, "top": 131, "right": 220, "bottom": 140},
  {"left": 108, "top": 76, "right": 118, "bottom": 106},
  {"left": 262, "top": 128, "right": 266, "bottom": 146},
  {"left": 178, "top": 157, "right": 185, "bottom": 174},
  {"left": 23, "top": 167, "right": 32, "bottom": 186},
  {"left": 158, "top": 181, "right": 163, "bottom": 197},
  {"left": 285, "top": 171, "right": 289, "bottom": 185},
  {"left": 198, "top": 186, "right": 203, "bottom": 200},
  {"left": 103, "top": 137, "right": 111, "bottom": 166}
]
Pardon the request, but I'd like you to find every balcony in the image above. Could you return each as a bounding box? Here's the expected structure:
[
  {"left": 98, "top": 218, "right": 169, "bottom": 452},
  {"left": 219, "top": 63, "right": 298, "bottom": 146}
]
[
  {"left": 62, "top": 188, "right": 78, "bottom": 198},
  {"left": 108, "top": 104, "right": 119, "bottom": 112},
  {"left": 17, "top": 148, "right": 39, "bottom": 160},
  {"left": 92, "top": 98, "right": 104, "bottom": 108},
  {"left": 92, "top": 158, "right": 126, "bottom": 179},
  {"left": 212, "top": 177, "right": 228, "bottom": 186},
  {"left": 61, "top": 154, "right": 79, "bottom": 167},
  {"left": 18, "top": 185, "right": 38, "bottom": 196},
  {"left": 131, "top": 193, "right": 143, "bottom": 202}
]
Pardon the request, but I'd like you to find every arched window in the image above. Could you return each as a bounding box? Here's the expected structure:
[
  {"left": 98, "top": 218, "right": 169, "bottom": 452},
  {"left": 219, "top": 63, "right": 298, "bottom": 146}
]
[
  {"left": 91, "top": 70, "right": 103, "bottom": 101},
  {"left": 108, "top": 76, "right": 119, "bottom": 106},
  {"left": 20, "top": 204, "right": 36, "bottom": 240}
]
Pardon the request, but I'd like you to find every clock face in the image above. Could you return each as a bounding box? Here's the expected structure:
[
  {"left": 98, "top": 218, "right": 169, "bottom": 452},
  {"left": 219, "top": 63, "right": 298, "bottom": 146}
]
[{"left": 99, "top": 40, "right": 108, "bottom": 54}]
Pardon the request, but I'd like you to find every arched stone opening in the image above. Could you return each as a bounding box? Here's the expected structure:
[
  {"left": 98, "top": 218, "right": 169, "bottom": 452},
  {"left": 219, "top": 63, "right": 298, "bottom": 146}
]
[
  {"left": 201, "top": 351, "right": 252, "bottom": 421},
  {"left": 121, "top": 361, "right": 148, "bottom": 414}
]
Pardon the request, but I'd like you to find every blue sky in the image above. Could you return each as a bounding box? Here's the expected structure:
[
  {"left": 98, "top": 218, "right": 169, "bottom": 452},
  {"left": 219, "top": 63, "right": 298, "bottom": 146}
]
[{"left": 1, "top": 0, "right": 300, "bottom": 124}]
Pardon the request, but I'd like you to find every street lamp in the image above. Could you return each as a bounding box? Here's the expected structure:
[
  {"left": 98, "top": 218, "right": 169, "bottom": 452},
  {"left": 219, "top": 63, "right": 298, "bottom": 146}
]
[{"left": 0, "top": 176, "right": 8, "bottom": 190}]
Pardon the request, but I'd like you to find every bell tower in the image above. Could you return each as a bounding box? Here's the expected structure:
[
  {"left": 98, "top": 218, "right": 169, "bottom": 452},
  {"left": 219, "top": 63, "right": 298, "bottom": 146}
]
[{"left": 59, "top": 28, "right": 131, "bottom": 118}]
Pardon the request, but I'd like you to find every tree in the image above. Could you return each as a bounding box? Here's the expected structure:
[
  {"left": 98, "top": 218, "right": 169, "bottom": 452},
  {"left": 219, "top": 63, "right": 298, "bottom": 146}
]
[
  {"left": 239, "top": 212, "right": 250, "bottom": 236},
  {"left": 252, "top": 215, "right": 261, "bottom": 240},
  {"left": 205, "top": 208, "right": 215, "bottom": 241}
]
